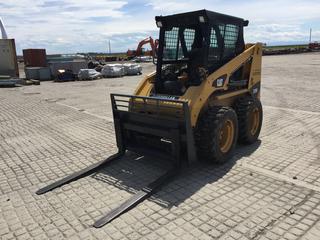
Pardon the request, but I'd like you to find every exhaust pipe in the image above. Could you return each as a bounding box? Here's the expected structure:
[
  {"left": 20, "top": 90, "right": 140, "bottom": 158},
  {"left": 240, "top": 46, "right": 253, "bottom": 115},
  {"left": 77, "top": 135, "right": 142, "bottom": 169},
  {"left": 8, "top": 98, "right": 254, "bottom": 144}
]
[{"left": 0, "top": 17, "right": 8, "bottom": 39}]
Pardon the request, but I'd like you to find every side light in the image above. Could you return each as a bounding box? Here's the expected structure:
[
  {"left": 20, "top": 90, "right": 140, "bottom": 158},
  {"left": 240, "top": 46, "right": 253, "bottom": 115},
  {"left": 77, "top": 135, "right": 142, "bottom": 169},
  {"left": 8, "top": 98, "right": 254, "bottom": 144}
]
[{"left": 156, "top": 21, "right": 163, "bottom": 28}]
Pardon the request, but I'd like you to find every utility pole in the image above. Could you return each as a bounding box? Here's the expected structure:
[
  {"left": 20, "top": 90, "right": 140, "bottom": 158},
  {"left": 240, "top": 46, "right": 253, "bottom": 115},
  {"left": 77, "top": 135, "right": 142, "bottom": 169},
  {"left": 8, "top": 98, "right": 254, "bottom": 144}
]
[
  {"left": 309, "top": 28, "right": 312, "bottom": 43},
  {"left": 108, "top": 40, "right": 111, "bottom": 54}
]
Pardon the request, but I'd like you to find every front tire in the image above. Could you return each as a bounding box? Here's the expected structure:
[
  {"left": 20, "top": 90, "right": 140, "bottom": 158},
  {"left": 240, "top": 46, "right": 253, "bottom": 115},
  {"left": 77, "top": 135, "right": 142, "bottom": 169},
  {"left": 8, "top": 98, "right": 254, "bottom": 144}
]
[{"left": 195, "top": 107, "right": 238, "bottom": 164}]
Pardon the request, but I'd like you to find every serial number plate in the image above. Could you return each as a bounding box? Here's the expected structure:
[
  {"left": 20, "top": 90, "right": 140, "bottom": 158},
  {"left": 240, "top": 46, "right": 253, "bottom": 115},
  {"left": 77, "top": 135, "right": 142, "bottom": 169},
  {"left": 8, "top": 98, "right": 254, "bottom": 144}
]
[{"left": 153, "top": 95, "right": 179, "bottom": 100}]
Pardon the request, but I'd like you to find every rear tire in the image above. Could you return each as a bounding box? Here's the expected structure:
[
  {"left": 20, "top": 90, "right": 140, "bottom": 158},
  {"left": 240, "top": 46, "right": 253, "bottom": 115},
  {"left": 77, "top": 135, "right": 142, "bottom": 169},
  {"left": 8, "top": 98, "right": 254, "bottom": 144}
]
[
  {"left": 195, "top": 107, "right": 238, "bottom": 164},
  {"left": 234, "top": 96, "right": 263, "bottom": 144}
]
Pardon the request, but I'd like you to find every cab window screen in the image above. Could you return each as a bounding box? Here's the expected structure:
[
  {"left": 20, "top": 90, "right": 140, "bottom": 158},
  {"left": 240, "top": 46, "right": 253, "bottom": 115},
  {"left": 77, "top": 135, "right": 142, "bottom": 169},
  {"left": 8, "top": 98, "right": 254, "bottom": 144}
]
[
  {"left": 221, "top": 24, "right": 239, "bottom": 59},
  {"left": 163, "top": 27, "right": 196, "bottom": 61},
  {"left": 163, "top": 27, "right": 179, "bottom": 60},
  {"left": 208, "top": 27, "right": 220, "bottom": 62},
  {"left": 208, "top": 23, "right": 240, "bottom": 72},
  {"left": 210, "top": 27, "right": 218, "bottom": 48},
  {"left": 183, "top": 28, "right": 195, "bottom": 51}
]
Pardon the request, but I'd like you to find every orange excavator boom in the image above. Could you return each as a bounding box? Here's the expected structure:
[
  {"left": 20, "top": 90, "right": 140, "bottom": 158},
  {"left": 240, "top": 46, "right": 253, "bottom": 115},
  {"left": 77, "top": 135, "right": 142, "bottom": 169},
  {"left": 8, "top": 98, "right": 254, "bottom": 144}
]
[
  {"left": 127, "top": 36, "right": 158, "bottom": 58},
  {"left": 135, "top": 36, "right": 156, "bottom": 56}
]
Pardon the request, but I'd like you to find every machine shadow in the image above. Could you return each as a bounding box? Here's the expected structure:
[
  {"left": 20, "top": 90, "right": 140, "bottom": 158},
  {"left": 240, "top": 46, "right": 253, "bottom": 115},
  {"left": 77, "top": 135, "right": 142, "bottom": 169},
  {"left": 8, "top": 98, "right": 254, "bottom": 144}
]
[{"left": 91, "top": 140, "right": 261, "bottom": 209}]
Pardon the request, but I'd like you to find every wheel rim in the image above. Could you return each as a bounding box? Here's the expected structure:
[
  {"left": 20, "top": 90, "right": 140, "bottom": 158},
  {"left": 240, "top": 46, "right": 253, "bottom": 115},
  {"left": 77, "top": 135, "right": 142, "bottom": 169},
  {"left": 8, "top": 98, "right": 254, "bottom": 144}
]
[
  {"left": 250, "top": 107, "right": 260, "bottom": 135},
  {"left": 219, "top": 119, "right": 235, "bottom": 153}
]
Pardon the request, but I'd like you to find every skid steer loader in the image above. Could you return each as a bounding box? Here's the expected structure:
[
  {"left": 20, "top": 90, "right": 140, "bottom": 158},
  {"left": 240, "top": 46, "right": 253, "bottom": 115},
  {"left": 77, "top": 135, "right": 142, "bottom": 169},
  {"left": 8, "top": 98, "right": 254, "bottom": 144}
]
[{"left": 37, "top": 10, "right": 263, "bottom": 228}]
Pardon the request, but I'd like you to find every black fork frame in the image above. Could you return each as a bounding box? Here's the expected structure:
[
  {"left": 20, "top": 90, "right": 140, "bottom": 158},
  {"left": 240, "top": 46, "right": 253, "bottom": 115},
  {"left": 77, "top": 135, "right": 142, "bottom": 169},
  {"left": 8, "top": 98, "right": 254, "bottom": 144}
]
[{"left": 111, "top": 93, "right": 197, "bottom": 165}]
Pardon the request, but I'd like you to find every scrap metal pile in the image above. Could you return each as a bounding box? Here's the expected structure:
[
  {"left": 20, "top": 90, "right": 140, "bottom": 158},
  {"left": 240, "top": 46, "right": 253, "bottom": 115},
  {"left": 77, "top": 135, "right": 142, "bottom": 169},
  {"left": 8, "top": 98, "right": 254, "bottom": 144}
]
[{"left": 101, "top": 63, "right": 142, "bottom": 77}]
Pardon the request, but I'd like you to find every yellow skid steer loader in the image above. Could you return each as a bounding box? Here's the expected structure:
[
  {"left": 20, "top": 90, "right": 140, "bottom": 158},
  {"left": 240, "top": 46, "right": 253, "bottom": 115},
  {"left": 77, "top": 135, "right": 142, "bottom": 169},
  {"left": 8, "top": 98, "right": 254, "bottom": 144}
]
[{"left": 37, "top": 9, "right": 263, "bottom": 228}]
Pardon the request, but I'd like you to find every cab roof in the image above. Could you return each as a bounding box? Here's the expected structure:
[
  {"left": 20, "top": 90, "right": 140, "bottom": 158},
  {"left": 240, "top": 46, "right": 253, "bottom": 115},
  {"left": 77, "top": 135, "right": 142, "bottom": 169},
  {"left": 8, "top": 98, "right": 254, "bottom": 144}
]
[{"left": 155, "top": 9, "right": 249, "bottom": 28}]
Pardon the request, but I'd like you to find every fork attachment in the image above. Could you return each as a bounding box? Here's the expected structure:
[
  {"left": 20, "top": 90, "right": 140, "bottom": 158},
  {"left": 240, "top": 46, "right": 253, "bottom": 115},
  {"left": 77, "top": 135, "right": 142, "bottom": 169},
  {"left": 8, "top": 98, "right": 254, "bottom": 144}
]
[
  {"left": 36, "top": 93, "right": 196, "bottom": 228},
  {"left": 36, "top": 152, "right": 124, "bottom": 195},
  {"left": 94, "top": 167, "right": 177, "bottom": 227}
]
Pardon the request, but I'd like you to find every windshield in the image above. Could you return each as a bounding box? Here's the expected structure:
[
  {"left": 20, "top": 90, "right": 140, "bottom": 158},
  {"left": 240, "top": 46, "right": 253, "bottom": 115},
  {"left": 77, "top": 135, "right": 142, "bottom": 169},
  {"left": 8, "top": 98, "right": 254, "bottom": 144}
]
[{"left": 163, "top": 26, "right": 202, "bottom": 61}]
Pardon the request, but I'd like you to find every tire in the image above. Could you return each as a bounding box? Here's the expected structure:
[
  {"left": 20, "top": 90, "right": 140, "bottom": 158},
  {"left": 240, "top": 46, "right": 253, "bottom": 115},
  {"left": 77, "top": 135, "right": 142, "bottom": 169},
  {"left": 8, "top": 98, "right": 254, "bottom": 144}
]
[
  {"left": 195, "top": 107, "right": 238, "bottom": 164},
  {"left": 234, "top": 96, "right": 263, "bottom": 144}
]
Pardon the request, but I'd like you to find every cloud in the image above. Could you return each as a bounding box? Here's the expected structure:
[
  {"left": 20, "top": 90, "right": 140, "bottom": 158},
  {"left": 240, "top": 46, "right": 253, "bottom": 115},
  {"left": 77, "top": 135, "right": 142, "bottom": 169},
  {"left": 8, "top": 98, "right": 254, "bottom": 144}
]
[
  {"left": 145, "top": 1, "right": 196, "bottom": 12},
  {"left": 0, "top": 0, "right": 319, "bottom": 53},
  {"left": 245, "top": 23, "right": 310, "bottom": 43},
  {"left": 148, "top": 0, "right": 320, "bottom": 22},
  {"left": 147, "top": 0, "right": 320, "bottom": 44}
]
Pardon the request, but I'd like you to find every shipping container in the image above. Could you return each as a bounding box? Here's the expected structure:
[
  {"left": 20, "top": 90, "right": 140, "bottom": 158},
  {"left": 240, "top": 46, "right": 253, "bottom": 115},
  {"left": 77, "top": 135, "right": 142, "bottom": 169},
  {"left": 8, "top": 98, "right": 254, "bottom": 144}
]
[
  {"left": 25, "top": 67, "right": 51, "bottom": 80},
  {"left": 0, "top": 39, "right": 19, "bottom": 77},
  {"left": 23, "top": 49, "right": 47, "bottom": 67},
  {"left": 25, "top": 67, "right": 40, "bottom": 79},
  {"left": 39, "top": 67, "right": 51, "bottom": 80}
]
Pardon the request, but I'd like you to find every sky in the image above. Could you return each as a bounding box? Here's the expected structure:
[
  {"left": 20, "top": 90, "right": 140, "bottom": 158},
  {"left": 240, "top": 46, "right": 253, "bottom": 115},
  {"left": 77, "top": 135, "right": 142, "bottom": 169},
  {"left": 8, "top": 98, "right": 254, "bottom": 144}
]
[{"left": 1, "top": 0, "right": 320, "bottom": 54}]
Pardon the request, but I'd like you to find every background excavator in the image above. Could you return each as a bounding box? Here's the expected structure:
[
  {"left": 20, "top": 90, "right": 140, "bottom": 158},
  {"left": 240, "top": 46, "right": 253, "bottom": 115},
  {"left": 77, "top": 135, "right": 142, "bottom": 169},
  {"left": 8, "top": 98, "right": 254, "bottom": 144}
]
[
  {"left": 309, "top": 41, "right": 320, "bottom": 50},
  {"left": 127, "top": 36, "right": 159, "bottom": 59},
  {"left": 37, "top": 9, "right": 263, "bottom": 228}
]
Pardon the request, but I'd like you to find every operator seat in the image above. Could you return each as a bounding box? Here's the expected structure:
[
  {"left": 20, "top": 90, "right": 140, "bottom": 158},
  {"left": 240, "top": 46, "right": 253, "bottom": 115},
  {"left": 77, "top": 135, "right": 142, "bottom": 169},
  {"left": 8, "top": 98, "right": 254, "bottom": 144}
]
[
  {"left": 162, "top": 72, "right": 183, "bottom": 95},
  {"left": 187, "top": 44, "right": 206, "bottom": 86}
]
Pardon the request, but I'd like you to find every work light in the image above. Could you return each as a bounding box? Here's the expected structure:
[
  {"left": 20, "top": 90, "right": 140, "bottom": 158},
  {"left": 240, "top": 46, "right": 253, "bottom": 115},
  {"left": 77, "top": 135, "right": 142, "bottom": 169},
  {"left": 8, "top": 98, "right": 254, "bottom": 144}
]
[
  {"left": 199, "top": 16, "right": 205, "bottom": 23},
  {"left": 156, "top": 21, "right": 163, "bottom": 27}
]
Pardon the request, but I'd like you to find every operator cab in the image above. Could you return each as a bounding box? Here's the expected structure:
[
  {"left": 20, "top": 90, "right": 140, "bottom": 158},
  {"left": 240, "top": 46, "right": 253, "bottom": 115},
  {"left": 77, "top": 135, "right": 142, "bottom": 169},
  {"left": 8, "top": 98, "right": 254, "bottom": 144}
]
[{"left": 154, "top": 10, "right": 248, "bottom": 96}]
